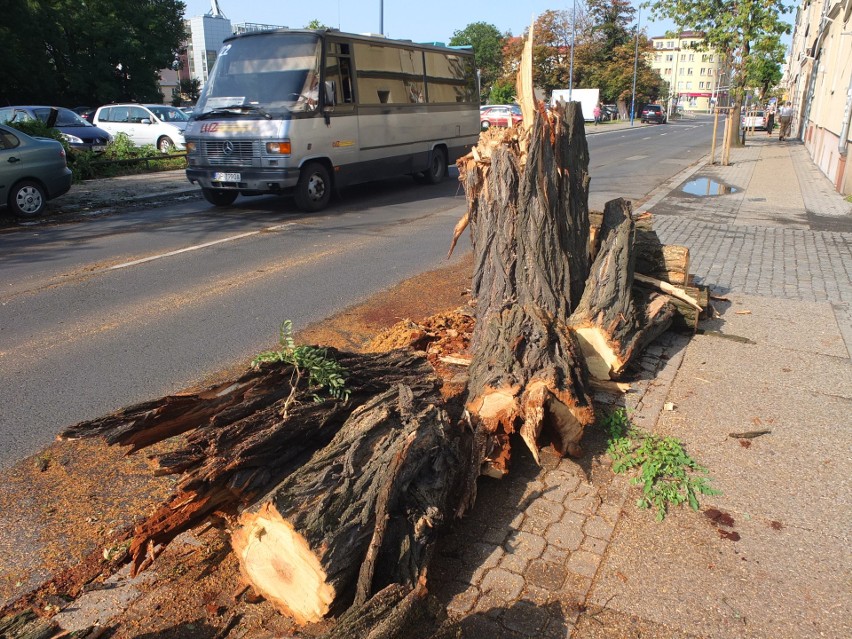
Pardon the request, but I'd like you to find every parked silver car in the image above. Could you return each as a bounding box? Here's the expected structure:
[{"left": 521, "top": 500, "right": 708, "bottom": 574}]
[{"left": 0, "top": 124, "right": 72, "bottom": 217}]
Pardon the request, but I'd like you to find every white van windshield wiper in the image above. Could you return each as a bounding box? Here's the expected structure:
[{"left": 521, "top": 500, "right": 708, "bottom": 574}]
[{"left": 196, "top": 104, "right": 274, "bottom": 120}]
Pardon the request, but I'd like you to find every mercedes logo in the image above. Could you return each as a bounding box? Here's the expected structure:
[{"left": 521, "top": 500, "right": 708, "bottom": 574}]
[{"left": 222, "top": 140, "right": 234, "bottom": 155}]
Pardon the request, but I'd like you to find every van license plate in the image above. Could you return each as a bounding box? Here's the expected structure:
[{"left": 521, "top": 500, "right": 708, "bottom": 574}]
[{"left": 213, "top": 172, "right": 241, "bottom": 182}]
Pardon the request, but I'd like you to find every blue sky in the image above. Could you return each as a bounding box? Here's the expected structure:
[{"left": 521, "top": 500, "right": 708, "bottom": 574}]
[{"left": 183, "top": 0, "right": 681, "bottom": 44}]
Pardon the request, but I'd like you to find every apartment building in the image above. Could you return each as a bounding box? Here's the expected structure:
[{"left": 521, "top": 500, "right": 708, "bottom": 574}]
[
  {"left": 649, "top": 31, "right": 728, "bottom": 113},
  {"left": 784, "top": 0, "right": 852, "bottom": 194}
]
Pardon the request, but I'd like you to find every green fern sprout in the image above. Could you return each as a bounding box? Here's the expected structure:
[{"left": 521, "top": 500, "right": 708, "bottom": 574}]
[{"left": 253, "top": 320, "right": 350, "bottom": 403}]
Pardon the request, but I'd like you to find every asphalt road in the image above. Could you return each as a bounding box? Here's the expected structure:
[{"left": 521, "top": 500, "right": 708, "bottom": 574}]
[{"left": 0, "top": 116, "right": 718, "bottom": 469}]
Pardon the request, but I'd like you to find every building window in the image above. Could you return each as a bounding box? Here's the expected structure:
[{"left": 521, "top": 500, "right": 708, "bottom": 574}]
[
  {"left": 699, "top": 81, "right": 705, "bottom": 89},
  {"left": 665, "top": 68, "right": 672, "bottom": 75},
  {"left": 666, "top": 54, "right": 673, "bottom": 61},
  {"left": 667, "top": 41, "right": 673, "bottom": 48},
  {"left": 687, "top": 68, "right": 693, "bottom": 75},
  {"left": 655, "top": 54, "right": 662, "bottom": 62},
  {"left": 700, "top": 68, "right": 705, "bottom": 75},
  {"left": 689, "top": 54, "right": 695, "bottom": 61},
  {"left": 686, "top": 81, "right": 692, "bottom": 89},
  {"left": 709, "top": 55, "right": 714, "bottom": 62},
  {"left": 678, "top": 81, "right": 684, "bottom": 88},
  {"left": 702, "top": 54, "right": 708, "bottom": 62}
]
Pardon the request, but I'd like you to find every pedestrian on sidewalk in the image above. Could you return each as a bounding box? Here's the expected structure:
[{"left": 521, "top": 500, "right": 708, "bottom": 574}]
[
  {"left": 593, "top": 103, "right": 602, "bottom": 126},
  {"left": 778, "top": 101, "right": 794, "bottom": 141},
  {"left": 765, "top": 103, "right": 775, "bottom": 136}
]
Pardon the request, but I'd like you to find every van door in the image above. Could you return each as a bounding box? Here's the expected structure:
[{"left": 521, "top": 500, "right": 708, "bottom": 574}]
[{"left": 323, "top": 41, "right": 359, "bottom": 183}]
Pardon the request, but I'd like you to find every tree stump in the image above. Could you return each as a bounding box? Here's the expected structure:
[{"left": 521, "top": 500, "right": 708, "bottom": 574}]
[{"left": 456, "top": 101, "right": 595, "bottom": 482}]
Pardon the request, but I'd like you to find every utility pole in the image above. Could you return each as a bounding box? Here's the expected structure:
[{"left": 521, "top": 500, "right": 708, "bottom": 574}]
[
  {"left": 380, "top": 0, "right": 384, "bottom": 35},
  {"left": 569, "top": 0, "right": 576, "bottom": 100},
  {"left": 630, "top": 8, "right": 641, "bottom": 126}
]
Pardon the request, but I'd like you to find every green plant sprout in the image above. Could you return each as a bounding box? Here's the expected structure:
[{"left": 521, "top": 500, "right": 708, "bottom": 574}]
[
  {"left": 602, "top": 408, "right": 720, "bottom": 521},
  {"left": 253, "top": 320, "right": 350, "bottom": 404}
]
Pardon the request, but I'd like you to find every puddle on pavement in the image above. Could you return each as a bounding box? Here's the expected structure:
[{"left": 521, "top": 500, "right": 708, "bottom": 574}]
[{"left": 680, "top": 177, "right": 740, "bottom": 196}]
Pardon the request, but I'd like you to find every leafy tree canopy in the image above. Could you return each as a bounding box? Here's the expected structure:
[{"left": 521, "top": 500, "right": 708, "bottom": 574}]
[
  {"left": 305, "top": 19, "right": 331, "bottom": 29},
  {"left": 643, "top": 0, "right": 792, "bottom": 98},
  {"left": 0, "top": 0, "right": 186, "bottom": 107},
  {"left": 449, "top": 22, "right": 506, "bottom": 102}
]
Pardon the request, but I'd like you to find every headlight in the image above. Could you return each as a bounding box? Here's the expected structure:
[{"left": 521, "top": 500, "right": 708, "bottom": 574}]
[
  {"left": 266, "top": 141, "right": 291, "bottom": 155},
  {"left": 62, "top": 133, "right": 83, "bottom": 144}
]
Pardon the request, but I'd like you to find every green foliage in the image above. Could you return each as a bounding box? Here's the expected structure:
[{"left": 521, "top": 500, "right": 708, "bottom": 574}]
[
  {"left": 305, "top": 19, "right": 331, "bottom": 29},
  {"left": 449, "top": 22, "right": 507, "bottom": 103},
  {"left": 3, "top": 119, "right": 69, "bottom": 152},
  {"left": 488, "top": 79, "right": 516, "bottom": 105},
  {"left": 603, "top": 409, "right": 720, "bottom": 521},
  {"left": 0, "top": 0, "right": 186, "bottom": 106},
  {"left": 253, "top": 320, "right": 350, "bottom": 403},
  {"left": 642, "top": 0, "right": 793, "bottom": 101},
  {"left": 71, "top": 133, "right": 185, "bottom": 181}
]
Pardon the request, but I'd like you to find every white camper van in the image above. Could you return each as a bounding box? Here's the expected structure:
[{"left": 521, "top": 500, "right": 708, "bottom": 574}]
[{"left": 184, "top": 29, "right": 480, "bottom": 211}]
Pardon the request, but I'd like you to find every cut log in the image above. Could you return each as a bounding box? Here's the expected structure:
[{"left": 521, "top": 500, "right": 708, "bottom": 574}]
[
  {"left": 456, "top": 99, "right": 595, "bottom": 482},
  {"left": 570, "top": 198, "right": 676, "bottom": 380},
  {"left": 231, "top": 384, "right": 459, "bottom": 624},
  {"left": 634, "top": 232, "right": 690, "bottom": 286},
  {"left": 60, "top": 349, "right": 444, "bottom": 575}
]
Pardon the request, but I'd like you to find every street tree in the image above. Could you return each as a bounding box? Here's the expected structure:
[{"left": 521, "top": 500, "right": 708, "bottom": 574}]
[
  {"left": 745, "top": 33, "right": 787, "bottom": 101},
  {"left": 644, "top": 0, "right": 793, "bottom": 141},
  {"left": 0, "top": 0, "right": 186, "bottom": 107},
  {"left": 448, "top": 22, "right": 506, "bottom": 103}
]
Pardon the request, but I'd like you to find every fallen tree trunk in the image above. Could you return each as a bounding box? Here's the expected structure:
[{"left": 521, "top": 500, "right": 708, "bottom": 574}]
[
  {"left": 456, "top": 99, "right": 595, "bottom": 482},
  {"left": 570, "top": 198, "right": 676, "bottom": 380},
  {"left": 231, "top": 384, "right": 460, "bottom": 623},
  {"left": 60, "top": 349, "right": 443, "bottom": 575}
]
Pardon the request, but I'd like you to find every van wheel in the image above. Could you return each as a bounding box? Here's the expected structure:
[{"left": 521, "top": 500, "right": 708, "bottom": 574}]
[
  {"left": 294, "top": 162, "right": 331, "bottom": 212},
  {"left": 423, "top": 147, "right": 447, "bottom": 184},
  {"left": 9, "top": 180, "right": 46, "bottom": 217},
  {"left": 481, "top": 121, "right": 490, "bottom": 131},
  {"left": 157, "top": 136, "right": 175, "bottom": 153},
  {"left": 201, "top": 188, "right": 238, "bottom": 207}
]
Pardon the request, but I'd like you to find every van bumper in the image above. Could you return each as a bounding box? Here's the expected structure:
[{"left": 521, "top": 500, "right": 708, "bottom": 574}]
[{"left": 186, "top": 167, "right": 300, "bottom": 192}]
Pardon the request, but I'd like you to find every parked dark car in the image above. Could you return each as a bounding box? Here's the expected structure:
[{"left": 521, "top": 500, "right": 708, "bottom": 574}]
[
  {"left": 480, "top": 105, "right": 523, "bottom": 130},
  {"left": 0, "top": 124, "right": 72, "bottom": 217},
  {"left": 640, "top": 104, "right": 667, "bottom": 124},
  {"left": 0, "top": 106, "right": 112, "bottom": 152}
]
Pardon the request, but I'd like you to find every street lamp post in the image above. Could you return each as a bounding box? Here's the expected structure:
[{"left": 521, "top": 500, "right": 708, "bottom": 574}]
[
  {"left": 630, "top": 7, "right": 641, "bottom": 126},
  {"left": 380, "top": 0, "right": 384, "bottom": 35}
]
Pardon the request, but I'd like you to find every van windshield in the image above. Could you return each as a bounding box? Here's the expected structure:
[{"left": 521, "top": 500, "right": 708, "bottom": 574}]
[{"left": 196, "top": 33, "right": 322, "bottom": 117}]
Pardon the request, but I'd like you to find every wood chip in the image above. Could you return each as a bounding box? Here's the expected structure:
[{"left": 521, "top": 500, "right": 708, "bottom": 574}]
[
  {"left": 728, "top": 430, "right": 772, "bottom": 439},
  {"left": 664, "top": 402, "right": 676, "bottom": 411},
  {"left": 735, "top": 310, "right": 752, "bottom": 315},
  {"left": 438, "top": 355, "right": 472, "bottom": 366}
]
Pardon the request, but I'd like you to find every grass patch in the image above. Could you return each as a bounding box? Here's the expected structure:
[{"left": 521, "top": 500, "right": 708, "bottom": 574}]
[{"left": 602, "top": 408, "right": 720, "bottom": 520}]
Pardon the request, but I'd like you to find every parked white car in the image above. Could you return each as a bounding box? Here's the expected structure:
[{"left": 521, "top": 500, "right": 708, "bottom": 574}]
[{"left": 93, "top": 104, "right": 187, "bottom": 152}]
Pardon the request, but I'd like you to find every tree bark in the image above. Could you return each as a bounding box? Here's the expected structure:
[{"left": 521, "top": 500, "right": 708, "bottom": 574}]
[
  {"left": 60, "top": 349, "right": 444, "bottom": 575},
  {"left": 634, "top": 232, "right": 690, "bottom": 286},
  {"left": 570, "top": 198, "right": 676, "bottom": 380},
  {"left": 457, "top": 101, "right": 595, "bottom": 483},
  {"left": 231, "top": 384, "right": 460, "bottom": 624}
]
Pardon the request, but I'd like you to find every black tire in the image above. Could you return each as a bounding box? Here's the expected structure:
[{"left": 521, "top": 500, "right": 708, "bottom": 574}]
[
  {"left": 157, "top": 136, "right": 175, "bottom": 153},
  {"left": 8, "top": 180, "right": 46, "bottom": 217},
  {"left": 294, "top": 161, "right": 331, "bottom": 212},
  {"left": 201, "top": 187, "right": 238, "bottom": 207},
  {"left": 422, "top": 147, "right": 447, "bottom": 185}
]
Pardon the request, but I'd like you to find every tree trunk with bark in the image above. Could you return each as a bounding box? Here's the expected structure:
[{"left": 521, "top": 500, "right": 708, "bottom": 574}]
[
  {"left": 231, "top": 383, "right": 461, "bottom": 623},
  {"left": 570, "top": 198, "right": 676, "bottom": 380},
  {"left": 456, "top": 99, "right": 595, "bottom": 484},
  {"left": 60, "top": 349, "right": 445, "bottom": 575}
]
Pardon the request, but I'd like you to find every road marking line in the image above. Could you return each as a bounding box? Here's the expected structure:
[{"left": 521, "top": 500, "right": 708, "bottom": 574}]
[
  {"left": 642, "top": 136, "right": 651, "bottom": 140},
  {"left": 108, "top": 223, "right": 298, "bottom": 270},
  {"left": 624, "top": 154, "right": 649, "bottom": 161}
]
